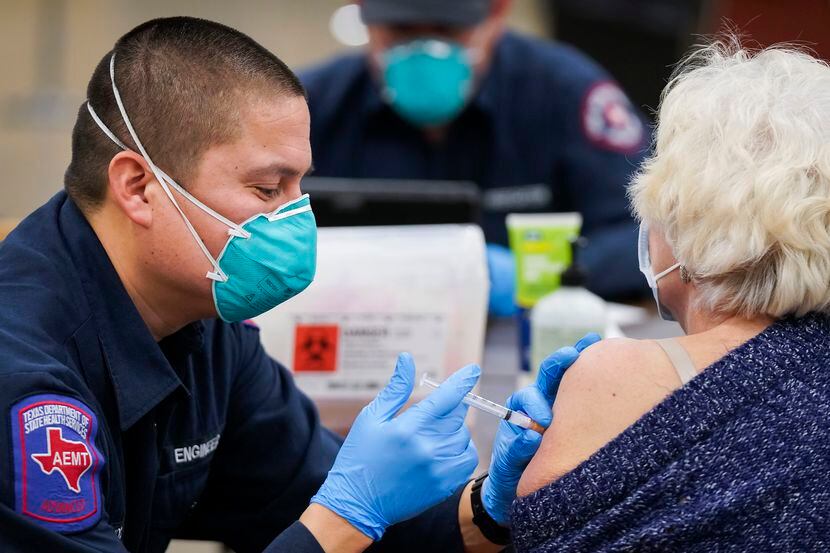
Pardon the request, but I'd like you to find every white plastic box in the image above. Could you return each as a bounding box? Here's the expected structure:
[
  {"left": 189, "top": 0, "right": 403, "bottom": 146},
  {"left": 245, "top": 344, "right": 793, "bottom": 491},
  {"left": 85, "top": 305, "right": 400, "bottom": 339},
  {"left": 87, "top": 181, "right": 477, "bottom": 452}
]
[{"left": 255, "top": 224, "right": 489, "bottom": 432}]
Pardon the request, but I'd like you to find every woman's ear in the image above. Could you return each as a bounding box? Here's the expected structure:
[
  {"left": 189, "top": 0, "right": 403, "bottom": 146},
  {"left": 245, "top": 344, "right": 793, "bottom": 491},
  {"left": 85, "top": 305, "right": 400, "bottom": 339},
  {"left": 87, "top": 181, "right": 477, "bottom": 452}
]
[{"left": 106, "top": 150, "right": 155, "bottom": 228}]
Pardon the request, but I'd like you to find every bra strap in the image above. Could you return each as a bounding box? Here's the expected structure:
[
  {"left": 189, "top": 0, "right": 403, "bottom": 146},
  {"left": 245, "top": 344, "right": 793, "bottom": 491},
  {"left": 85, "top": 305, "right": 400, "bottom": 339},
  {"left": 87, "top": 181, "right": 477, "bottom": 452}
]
[{"left": 656, "top": 338, "right": 698, "bottom": 385}]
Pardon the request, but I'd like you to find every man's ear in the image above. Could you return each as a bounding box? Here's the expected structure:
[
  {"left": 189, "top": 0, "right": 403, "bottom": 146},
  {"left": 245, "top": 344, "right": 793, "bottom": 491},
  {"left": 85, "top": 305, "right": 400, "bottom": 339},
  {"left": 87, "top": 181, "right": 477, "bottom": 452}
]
[{"left": 107, "top": 150, "right": 156, "bottom": 228}]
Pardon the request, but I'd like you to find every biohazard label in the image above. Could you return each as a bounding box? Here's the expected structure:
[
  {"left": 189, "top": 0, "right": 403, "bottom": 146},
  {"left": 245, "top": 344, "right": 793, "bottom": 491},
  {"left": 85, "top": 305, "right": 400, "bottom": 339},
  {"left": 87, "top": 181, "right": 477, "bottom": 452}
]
[
  {"left": 11, "top": 394, "right": 103, "bottom": 533},
  {"left": 294, "top": 325, "right": 339, "bottom": 372},
  {"left": 291, "top": 313, "right": 447, "bottom": 397}
]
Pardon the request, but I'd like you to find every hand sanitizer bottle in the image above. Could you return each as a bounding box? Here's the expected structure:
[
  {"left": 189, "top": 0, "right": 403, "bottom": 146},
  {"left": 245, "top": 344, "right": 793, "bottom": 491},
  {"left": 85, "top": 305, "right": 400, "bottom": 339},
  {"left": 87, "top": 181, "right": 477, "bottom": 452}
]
[{"left": 530, "top": 238, "right": 605, "bottom": 376}]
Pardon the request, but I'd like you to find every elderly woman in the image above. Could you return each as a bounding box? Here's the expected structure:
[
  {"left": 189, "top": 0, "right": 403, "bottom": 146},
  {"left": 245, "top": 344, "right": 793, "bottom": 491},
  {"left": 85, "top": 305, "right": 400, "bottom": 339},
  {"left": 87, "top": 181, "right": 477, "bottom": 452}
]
[{"left": 510, "top": 41, "right": 830, "bottom": 551}]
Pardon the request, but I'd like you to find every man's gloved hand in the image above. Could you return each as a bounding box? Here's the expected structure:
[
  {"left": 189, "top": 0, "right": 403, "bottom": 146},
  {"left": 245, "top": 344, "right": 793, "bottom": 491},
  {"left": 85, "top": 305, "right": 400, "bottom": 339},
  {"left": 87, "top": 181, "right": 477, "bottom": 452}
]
[
  {"left": 311, "top": 353, "right": 480, "bottom": 541},
  {"left": 481, "top": 333, "right": 602, "bottom": 525},
  {"left": 487, "top": 243, "right": 517, "bottom": 317}
]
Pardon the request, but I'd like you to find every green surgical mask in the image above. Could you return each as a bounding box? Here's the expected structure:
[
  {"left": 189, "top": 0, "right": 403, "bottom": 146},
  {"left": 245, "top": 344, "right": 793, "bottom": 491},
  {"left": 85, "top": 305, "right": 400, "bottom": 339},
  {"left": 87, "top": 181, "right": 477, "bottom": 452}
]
[{"left": 380, "top": 38, "right": 475, "bottom": 127}]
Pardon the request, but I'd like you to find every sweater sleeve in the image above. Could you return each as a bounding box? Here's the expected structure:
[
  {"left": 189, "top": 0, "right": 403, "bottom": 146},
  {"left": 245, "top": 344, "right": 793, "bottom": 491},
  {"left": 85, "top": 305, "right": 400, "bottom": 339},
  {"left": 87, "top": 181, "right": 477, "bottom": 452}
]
[{"left": 511, "top": 316, "right": 830, "bottom": 551}]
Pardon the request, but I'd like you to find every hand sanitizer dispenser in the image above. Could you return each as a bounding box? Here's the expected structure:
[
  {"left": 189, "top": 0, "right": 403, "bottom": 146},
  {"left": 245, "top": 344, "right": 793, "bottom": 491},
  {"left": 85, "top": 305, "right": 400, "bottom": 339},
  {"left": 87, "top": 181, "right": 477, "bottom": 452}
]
[{"left": 530, "top": 238, "right": 606, "bottom": 376}]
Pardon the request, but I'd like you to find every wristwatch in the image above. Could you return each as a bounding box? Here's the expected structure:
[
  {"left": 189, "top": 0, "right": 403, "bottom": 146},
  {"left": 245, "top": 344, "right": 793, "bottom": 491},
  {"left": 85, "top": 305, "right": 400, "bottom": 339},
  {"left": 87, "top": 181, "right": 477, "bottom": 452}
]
[{"left": 470, "top": 473, "right": 512, "bottom": 546}]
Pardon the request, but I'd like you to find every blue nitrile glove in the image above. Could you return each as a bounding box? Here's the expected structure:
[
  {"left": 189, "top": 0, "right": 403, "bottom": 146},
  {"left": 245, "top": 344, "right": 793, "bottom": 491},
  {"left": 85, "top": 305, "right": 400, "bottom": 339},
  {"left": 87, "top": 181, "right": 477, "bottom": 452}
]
[
  {"left": 311, "top": 353, "right": 480, "bottom": 541},
  {"left": 487, "top": 243, "right": 517, "bottom": 317},
  {"left": 481, "top": 332, "right": 602, "bottom": 525}
]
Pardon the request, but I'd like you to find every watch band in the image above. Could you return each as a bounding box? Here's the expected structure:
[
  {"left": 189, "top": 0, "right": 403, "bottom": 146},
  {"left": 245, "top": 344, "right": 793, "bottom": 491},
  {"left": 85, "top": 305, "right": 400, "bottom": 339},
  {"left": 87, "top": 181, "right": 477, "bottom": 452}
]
[{"left": 470, "top": 473, "right": 511, "bottom": 546}]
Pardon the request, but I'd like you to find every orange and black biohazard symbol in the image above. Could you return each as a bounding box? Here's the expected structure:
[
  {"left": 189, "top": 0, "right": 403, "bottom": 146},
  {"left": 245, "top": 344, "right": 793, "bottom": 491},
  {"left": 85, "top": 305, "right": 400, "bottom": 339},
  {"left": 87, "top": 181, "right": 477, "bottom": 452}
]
[{"left": 293, "top": 324, "right": 339, "bottom": 372}]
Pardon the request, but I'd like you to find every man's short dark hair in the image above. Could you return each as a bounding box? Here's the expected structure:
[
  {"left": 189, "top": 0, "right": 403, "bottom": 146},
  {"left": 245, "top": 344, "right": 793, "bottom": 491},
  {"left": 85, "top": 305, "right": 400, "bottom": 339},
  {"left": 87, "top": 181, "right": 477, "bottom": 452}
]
[{"left": 65, "top": 16, "right": 306, "bottom": 212}]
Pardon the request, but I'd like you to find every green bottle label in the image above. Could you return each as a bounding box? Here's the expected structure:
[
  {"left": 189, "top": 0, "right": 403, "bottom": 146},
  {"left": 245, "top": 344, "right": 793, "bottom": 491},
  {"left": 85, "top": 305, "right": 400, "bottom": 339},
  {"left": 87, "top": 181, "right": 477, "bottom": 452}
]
[{"left": 506, "top": 213, "right": 582, "bottom": 308}]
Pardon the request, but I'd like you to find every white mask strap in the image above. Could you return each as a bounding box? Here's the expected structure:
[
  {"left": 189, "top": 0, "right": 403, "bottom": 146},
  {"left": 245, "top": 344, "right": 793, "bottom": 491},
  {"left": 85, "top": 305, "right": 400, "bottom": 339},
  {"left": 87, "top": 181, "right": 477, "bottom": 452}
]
[
  {"left": 90, "top": 98, "right": 227, "bottom": 282},
  {"left": 106, "top": 54, "right": 230, "bottom": 281},
  {"left": 86, "top": 102, "right": 128, "bottom": 150},
  {"left": 91, "top": 53, "right": 260, "bottom": 281},
  {"left": 90, "top": 99, "right": 250, "bottom": 244},
  {"left": 153, "top": 168, "right": 250, "bottom": 239}
]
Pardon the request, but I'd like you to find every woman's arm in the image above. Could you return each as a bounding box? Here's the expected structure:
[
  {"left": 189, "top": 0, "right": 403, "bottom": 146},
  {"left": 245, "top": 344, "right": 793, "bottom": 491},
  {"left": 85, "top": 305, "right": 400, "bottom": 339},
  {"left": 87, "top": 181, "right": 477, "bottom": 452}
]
[{"left": 517, "top": 338, "right": 680, "bottom": 497}]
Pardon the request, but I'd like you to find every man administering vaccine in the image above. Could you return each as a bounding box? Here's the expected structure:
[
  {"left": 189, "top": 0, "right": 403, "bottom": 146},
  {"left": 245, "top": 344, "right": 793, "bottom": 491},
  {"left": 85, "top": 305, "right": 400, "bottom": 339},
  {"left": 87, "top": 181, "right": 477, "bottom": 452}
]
[{"left": 0, "top": 17, "right": 591, "bottom": 553}]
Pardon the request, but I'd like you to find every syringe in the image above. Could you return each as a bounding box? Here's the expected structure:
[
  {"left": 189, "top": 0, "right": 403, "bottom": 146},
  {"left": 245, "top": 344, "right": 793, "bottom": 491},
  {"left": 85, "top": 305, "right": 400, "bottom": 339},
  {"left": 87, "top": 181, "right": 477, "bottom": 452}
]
[{"left": 420, "top": 374, "right": 547, "bottom": 434}]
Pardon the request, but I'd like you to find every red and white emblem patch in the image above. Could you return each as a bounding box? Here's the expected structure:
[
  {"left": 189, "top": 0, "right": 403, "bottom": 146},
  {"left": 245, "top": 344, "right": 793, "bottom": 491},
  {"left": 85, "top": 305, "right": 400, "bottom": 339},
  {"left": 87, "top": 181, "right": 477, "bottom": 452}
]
[
  {"left": 581, "top": 80, "right": 644, "bottom": 153},
  {"left": 11, "top": 394, "right": 103, "bottom": 533},
  {"left": 31, "top": 427, "right": 93, "bottom": 493}
]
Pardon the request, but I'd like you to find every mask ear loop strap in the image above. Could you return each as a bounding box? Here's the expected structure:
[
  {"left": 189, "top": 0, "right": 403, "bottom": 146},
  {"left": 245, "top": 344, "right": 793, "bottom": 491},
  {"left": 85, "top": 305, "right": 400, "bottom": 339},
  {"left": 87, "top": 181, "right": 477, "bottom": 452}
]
[
  {"left": 154, "top": 168, "right": 250, "bottom": 239},
  {"left": 88, "top": 98, "right": 230, "bottom": 282},
  {"left": 86, "top": 108, "right": 251, "bottom": 241},
  {"left": 106, "top": 54, "right": 243, "bottom": 281},
  {"left": 86, "top": 102, "right": 128, "bottom": 150}
]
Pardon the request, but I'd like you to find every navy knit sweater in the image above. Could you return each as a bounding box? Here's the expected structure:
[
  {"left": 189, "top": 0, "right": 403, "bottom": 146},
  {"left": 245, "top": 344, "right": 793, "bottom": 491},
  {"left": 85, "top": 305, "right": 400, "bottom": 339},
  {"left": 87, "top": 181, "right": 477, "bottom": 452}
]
[{"left": 511, "top": 314, "right": 830, "bottom": 551}]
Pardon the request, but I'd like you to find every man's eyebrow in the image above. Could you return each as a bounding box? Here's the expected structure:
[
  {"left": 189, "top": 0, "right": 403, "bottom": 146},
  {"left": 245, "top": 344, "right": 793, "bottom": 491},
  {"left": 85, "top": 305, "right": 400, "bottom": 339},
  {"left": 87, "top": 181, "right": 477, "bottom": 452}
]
[{"left": 243, "top": 161, "right": 315, "bottom": 181}]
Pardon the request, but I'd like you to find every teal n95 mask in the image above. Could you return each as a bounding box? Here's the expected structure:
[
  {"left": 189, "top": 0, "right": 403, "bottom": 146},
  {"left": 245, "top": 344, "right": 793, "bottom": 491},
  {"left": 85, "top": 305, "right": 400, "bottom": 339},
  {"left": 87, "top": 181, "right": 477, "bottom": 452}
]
[
  {"left": 87, "top": 54, "right": 317, "bottom": 322},
  {"left": 380, "top": 38, "right": 476, "bottom": 127},
  {"left": 638, "top": 222, "right": 680, "bottom": 322}
]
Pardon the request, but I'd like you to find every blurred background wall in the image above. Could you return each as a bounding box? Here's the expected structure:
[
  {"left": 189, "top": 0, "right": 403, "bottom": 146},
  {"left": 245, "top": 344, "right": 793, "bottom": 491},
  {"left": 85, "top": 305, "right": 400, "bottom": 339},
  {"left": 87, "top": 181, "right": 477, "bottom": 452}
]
[
  {"left": 0, "top": 1, "right": 827, "bottom": 551},
  {"left": 548, "top": 0, "right": 830, "bottom": 127},
  {"left": 2, "top": 0, "right": 828, "bottom": 222},
  {"left": 0, "top": 0, "right": 548, "bottom": 220}
]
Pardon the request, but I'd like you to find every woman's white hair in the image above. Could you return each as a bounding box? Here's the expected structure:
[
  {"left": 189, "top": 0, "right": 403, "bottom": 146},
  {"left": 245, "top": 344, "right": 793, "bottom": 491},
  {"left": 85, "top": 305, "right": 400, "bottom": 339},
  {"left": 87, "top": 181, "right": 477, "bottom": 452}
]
[{"left": 630, "top": 37, "right": 830, "bottom": 318}]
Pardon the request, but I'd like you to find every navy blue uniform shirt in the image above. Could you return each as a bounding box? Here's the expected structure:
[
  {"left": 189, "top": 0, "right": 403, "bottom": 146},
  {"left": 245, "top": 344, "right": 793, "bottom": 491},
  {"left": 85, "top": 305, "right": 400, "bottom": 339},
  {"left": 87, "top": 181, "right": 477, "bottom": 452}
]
[
  {"left": 301, "top": 31, "right": 650, "bottom": 299},
  {"left": 0, "top": 192, "right": 464, "bottom": 552}
]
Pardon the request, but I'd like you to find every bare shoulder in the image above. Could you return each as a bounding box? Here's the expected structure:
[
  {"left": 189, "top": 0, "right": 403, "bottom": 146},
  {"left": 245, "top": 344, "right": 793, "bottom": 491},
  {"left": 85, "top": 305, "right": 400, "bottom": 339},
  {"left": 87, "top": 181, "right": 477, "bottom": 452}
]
[
  {"left": 554, "top": 337, "right": 679, "bottom": 400},
  {"left": 517, "top": 337, "right": 680, "bottom": 497}
]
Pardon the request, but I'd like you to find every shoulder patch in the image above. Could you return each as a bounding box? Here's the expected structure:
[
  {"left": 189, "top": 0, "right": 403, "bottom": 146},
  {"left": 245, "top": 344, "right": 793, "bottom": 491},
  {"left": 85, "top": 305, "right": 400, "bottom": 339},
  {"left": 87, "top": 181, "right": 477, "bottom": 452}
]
[
  {"left": 242, "top": 319, "right": 260, "bottom": 329},
  {"left": 10, "top": 394, "right": 103, "bottom": 533},
  {"left": 581, "top": 80, "right": 644, "bottom": 153}
]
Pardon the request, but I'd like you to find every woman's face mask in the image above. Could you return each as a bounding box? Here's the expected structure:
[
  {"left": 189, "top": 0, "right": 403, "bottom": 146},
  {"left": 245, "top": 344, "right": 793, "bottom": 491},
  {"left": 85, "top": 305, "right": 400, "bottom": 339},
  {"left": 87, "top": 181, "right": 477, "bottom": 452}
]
[
  {"left": 87, "top": 53, "right": 317, "bottom": 322},
  {"left": 379, "top": 38, "right": 479, "bottom": 127},
  {"left": 638, "top": 222, "right": 680, "bottom": 322}
]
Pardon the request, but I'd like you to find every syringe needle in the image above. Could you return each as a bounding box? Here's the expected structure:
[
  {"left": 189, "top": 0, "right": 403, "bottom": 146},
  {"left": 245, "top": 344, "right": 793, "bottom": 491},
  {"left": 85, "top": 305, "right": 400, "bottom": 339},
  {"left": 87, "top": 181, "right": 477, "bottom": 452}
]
[{"left": 420, "top": 374, "right": 547, "bottom": 434}]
